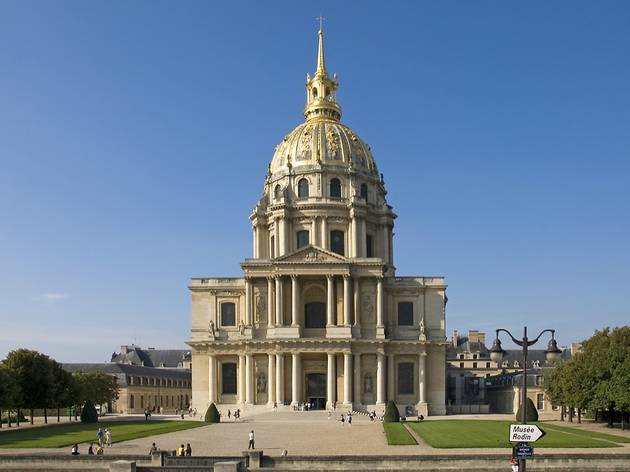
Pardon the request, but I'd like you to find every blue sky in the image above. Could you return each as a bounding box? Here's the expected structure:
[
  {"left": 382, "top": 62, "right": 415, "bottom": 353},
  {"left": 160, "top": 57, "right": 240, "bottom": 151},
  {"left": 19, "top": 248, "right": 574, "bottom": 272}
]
[{"left": 1, "top": 1, "right": 628, "bottom": 362}]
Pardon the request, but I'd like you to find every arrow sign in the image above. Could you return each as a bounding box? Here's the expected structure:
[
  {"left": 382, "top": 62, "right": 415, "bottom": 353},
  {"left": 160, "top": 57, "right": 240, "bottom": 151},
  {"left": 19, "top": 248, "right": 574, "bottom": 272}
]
[{"left": 509, "top": 424, "right": 546, "bottom": 442}]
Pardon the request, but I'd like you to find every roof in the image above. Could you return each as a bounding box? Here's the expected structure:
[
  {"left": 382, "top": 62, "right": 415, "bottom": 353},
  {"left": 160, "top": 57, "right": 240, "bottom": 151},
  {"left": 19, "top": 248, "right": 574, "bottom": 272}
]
[
  {"left": 110, "top": 346, "right": 191, "bottom": 369},
  {"left": 447, "top": 339, "right": 490, "bottom": 359},
  {"left": 63, "top": 363, "right": 191, "bottom": 387}
]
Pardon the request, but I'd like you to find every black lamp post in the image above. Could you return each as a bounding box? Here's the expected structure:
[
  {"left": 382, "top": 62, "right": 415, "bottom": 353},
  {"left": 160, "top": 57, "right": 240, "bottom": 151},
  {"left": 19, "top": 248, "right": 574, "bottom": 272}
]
[{"left": 489, "top": 326, "right": 562, "bottom": 472}]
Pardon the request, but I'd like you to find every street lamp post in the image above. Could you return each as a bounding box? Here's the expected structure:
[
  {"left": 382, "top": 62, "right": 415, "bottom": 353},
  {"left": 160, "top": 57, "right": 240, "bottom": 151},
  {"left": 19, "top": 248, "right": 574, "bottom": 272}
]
[{"left": 489, "top": 326, "right": 562, "bottom": 472}]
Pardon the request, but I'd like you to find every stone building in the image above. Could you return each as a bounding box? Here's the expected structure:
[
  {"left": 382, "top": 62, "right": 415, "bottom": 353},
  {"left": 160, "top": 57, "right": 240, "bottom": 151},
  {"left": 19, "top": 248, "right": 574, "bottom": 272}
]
[{"left": 189, "top": 26, "right": 448, "bottom": 416}]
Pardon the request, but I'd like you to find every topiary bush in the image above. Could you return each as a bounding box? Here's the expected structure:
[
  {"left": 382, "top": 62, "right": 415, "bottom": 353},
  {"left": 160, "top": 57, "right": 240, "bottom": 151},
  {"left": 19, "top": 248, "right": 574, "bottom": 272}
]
[
  {"left": 204, "top": 402, "right": 220, "bottom": 423},
  {"left": 515, "top": 398, "right": 539, "bottom": 422},
  {"left": 383, "top": 400, "right": 400, "bottom": 423},
  {"left": 80, "top": 401, "right": 98, "bottom": 423}
]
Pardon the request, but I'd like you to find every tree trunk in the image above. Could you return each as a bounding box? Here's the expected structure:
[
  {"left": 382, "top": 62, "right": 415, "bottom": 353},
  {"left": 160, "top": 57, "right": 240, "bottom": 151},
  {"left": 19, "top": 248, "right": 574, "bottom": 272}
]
[
  {"left": 44, "top": 408, "right": 47, "bottom": 424},
  {"left": 7, "top": 409, "right": 11, "bottom": 428},
  {"left": 57, "top": 408, "right": 60, "bottom": 423},
  {"left": 569, "top": 407, "right": 574, "bottom": 422},
  {"left": 595, "top": 410, "right": 598, "bottom": 422},
  {"left": 578, "top": 408, "right": 582, "bottom": 423},
  {"left": 16, "top": 409, "right": 20, "bottom": 427},
  {"left": 0, "top": 408, "right": 2, "bottom": 428},
  {"left": 74, "top": 405, "right": 78, "bottom": 421},
  {"left": 30, "top": 408, "right": 34, "bottom": 425},
  {"left": 69, "top": 406, "right": 72, "bottom": 421},
  {"left": 608, "top": 406, "right": 614, "bottom": 428},
  {"left": 561, "top": 405, "right": 565, "bottom": 421},
  {"left": 622, "top": 412, "right": 626, "bottom": 431}
]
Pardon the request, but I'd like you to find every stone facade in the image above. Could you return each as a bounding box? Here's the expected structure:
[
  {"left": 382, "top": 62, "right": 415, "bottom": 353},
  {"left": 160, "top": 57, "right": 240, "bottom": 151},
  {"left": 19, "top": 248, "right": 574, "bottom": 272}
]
[{"left": 188, "top": 27, "right": 448, "bottom": 416}]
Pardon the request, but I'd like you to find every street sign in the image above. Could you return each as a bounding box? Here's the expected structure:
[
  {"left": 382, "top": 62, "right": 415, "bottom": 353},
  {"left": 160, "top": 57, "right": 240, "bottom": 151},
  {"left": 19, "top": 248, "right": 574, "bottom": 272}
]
[
  {"left": 514, "top": 442, "right": 534, "bottom": 459},
  {"left": 509, "top": 424, "right": 546, "bottom": 442}
]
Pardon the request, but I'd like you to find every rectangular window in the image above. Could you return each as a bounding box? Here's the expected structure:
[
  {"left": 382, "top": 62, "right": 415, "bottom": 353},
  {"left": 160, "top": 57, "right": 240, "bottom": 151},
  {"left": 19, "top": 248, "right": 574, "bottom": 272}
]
[
  {"left": 459, "top": 362, "right": 464, "bottom": 369},
  {"left": 459, "top": 354, "right": 464, "bottom": 359},
  {"left": 537, "top": 393, "right": 545, "bottom": 410},
  {"left": 398, "top": 362, "right": 414, "bottom": 395},
  {"left": 221, "top": 302, "right": 236, "bottom": 326},
  {"left": 297, "top": 230, "right": 309, "bottom": 249},
  {"left": 222, "top": 362, "right": 237, "bottom": 394},
  {"left": 473, "top": 362, "right": 477, "bottom": 368},
  {"left": 486, "top": 362, "right": 491, "bottom": 368},
  {"left": 330, "top": 230, "right": 345, "bottom": 256},
  {"left": 397, "top": 302, "right": 413, "bottom": 326},
  {"left": 473, "top": 354, "right": 477, "bottom": 359},
  {"left": 366, "top": 234, "right": 374, "bottom": 257}
]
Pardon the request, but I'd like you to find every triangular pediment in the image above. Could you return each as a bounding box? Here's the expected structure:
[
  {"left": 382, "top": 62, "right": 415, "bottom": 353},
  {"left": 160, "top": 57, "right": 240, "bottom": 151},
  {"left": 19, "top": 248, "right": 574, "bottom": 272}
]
[{"left": 276, "top": 245, "right": 347, "bottom": 264}]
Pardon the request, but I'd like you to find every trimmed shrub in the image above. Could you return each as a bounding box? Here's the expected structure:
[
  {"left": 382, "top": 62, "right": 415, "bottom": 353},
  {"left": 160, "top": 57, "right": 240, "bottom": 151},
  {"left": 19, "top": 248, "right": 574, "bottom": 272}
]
[
  {"left": 204, "top": 403, "right": 220, "bottom": 423},
  {"left": 515, "top": 398, "right": 539, "bottom": 422},
  {"left": 80, "top": 401, "right": 98, "bottom": 423},
  {"left": 383, "top": 400, "right": 400, "bottom": 423}
]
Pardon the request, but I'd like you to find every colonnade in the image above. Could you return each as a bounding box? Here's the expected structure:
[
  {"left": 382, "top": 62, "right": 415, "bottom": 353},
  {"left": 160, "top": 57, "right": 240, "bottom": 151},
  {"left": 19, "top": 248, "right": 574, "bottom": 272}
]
[
  {"left": 207, "top": 351, "right": 427, "bottom": 406},
  {"left": 243, "top": 275, "right": 386, "bottom": 329}
]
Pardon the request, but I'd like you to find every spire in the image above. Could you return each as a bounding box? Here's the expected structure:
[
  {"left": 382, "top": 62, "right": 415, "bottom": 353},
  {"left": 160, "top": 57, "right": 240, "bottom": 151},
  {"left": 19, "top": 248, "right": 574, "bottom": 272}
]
[
  {"left": 304, "top": 19, "right": 341, "bottom": 122},
  {"left": 316, "top": 17, "right": 327, "bottom": 76}
]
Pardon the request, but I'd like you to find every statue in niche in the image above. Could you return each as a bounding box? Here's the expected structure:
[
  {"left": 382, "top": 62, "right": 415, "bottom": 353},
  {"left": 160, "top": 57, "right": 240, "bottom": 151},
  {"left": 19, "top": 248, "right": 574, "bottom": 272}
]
[
  {"left": 255, "top": 293, "right": 266, "bottom": 325},
  {"left": 419, "top": 316, "right": 427, "bottom": 341},
  {"left": 363, "top": 374, "right": 373, "bottom": 394},
  {"left": 256, "top": 374, "right": 267, "bottom": 393},
  {"left": 208, "top": 320, "right": 216, "bottom": 338},
  {"left": 238, "top": 320, "right": 246, "bottom": 335}
]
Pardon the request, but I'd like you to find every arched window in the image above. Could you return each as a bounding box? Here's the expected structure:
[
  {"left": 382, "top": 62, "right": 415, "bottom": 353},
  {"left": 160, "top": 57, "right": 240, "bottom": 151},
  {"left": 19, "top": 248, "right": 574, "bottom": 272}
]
[
  {"left": 221, "top": 302, "right": 236, "bottom": 326},
  {"left": 330, "top": 230, "right": 345, "bottom": 256},
  {"left": 296, "top": 230, "right": 309, "bottom": 249},
  {"left": 305, "top": 302, "right": 326, "bottom": 328},
  {"left": 360, "top": 183, "right": 368, "bottom": 201},
  {"left": 274, "top": 185, "right": 282, "bottom": 201},
  {"left": 330, "top": 178, "right": 341, "bottom": 198},
  {"left": 298, "top": 178, "right": 309, "bottom": 198}
]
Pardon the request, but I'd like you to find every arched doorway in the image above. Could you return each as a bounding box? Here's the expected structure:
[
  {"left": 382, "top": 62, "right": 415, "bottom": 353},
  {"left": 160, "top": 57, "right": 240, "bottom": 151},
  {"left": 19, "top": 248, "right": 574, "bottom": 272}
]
[{"left": 306, "top": 373, "right": 326, "bottom": 409}]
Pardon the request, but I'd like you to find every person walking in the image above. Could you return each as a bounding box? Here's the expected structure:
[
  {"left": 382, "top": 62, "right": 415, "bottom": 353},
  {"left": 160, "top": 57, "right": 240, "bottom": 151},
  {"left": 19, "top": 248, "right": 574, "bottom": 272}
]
[
  {"left": 227, "top": 409, "right": 231, "bottom": 420},
  {"left": 248, "top": 430, "right": 255, "bottom": 450},
  {"left": 105, "top": 428, "right": 112, "bottom": 447},
  {"left": 96, "top": 428, "right": 103, "bottom": 447},
  {"left": 149, "top": 443, "right": 159, "bottom": 455},
  {"left": 185, "top": 443, "right": 192, "bottom": 456},
  {"left": 71, "top": 444, "right": 80, "bottom": 455},
  {"left": 88, "top": 443, "right": 94, "bottom": 455},
  {"left": 347, "top": 413, "right": 352, "bottom": 425},
  {"left": 510, "top": 457, "right": 519, "bottom": 472},
  {"left": 177, "top": 444, "right": 185, "bottom": 456},
  {"left": 340, "top": 414, "right": 345, "bottom": 426}
]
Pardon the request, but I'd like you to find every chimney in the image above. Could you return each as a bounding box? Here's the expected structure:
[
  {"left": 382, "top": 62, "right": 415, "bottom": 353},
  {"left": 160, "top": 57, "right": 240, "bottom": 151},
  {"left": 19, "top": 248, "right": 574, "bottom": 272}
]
[
  {"left": 452, "top": 330, "right": 459, "bottom": 347},
  {"left": 120, "top": 345, "right": 128, "bottom": 354}
]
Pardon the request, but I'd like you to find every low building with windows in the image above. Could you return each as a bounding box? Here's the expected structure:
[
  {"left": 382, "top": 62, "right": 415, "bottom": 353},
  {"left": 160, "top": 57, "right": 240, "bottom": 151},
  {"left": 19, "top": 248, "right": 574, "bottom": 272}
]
[
  {"left": 188, "top": 27, "right": 448, "bottom": 417},
  {"left": 111, "top": 345, "right": 192, "bottom": 370},
  {"left": 485, "top": 369, "right": 555, "bottom": 418}
]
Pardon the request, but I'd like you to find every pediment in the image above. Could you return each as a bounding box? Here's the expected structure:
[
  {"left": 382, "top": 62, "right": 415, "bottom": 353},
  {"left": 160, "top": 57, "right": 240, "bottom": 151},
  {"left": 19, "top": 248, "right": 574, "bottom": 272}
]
[{"left": 276, "top": 245, "right": 347, "bottom": 264}]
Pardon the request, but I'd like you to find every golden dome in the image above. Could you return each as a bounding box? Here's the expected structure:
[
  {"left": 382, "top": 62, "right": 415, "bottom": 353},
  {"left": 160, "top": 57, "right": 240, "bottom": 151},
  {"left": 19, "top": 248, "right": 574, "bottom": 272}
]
[{"left": 270, "top": 121, "right": 378, "bottom": 176}]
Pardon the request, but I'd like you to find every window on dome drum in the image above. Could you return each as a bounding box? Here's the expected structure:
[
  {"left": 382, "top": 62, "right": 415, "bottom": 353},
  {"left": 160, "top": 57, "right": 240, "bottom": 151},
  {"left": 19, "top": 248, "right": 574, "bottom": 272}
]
[
  {"left": 305, "top": 302, "right": 326, "bottom": 328},
  {"left": 366, "top": 234, "right": 374, "bottom": 257},
  {"left": 222, "top": 362, "right": 237, "bottom": 394},
  {"left": 298, "top": 178, "right": 309, "bottom": 198},
  {"left": 330, "top": 178, "right": 341, "bottom": 198},
  {"left": 330, "top": 230, "right": 345, "bottom": 255},
  {"left": 397, "top": 302, "right": 413, "bottom": 326},
  {"left": 397, "top": 362, "right": 414, "bottom": 395},
  {"left": 221, "top": 302, "right": 236, "bottom": 326},
  {"left": 274, "top": 185, "right": 282, "bottom": 201},
  {"left": 297, "top": 230, "right": 309, "bottom": 249},
  {"left": 360, "top": 183, "right": 368, "bottom": 200}
]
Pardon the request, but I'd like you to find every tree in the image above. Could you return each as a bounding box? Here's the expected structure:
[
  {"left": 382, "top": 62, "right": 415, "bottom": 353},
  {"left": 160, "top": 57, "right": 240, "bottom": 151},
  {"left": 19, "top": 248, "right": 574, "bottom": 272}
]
[
  {"left": 516, "top": 397, "right": 539, "bottom": 422},
  {"left": 3, "top": 350, "right": 55, "bottom": 424},
  {"left": 80, "top": 400, "right": 98, "bottom": 423},
  {"left": 49, "top": 364, "right": 78, "bottom": 423},
  {"left": 0, "top": 364, "right": 20, "bottom": 428},
  {"left": 74, "top": 371, "right": 119, "bottom": 415},
  {"left": 204, "top": 403, "right": 220, "bottom": 423},
  {"left": 383, "top": 400, "right": 400, "bottom": 423}
]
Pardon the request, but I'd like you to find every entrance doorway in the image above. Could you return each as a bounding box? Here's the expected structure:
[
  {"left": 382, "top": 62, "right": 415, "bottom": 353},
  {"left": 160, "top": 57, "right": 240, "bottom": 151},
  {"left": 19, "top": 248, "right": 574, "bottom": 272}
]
[{"left": 306, "top": 373, "right": 326, "bottom": 409}]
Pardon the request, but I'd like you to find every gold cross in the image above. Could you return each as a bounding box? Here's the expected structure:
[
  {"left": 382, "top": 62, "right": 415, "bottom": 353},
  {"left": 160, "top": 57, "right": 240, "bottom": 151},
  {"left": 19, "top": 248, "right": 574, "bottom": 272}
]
[{"left": 316, "top": 15, "right": 324, "bottom": 32}]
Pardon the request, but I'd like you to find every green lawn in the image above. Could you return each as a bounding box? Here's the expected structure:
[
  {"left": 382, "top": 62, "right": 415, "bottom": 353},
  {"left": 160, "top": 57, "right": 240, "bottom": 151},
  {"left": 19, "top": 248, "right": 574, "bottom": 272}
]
[
  {"left": 543, "top": 424, "right": 630, "bottom": 443},
  {"left": 383, "top": 422, "right": 417, "bottom": 445},
  {"left": 407, "top": 420, "right": 621, "bottom": 449},
  {"left": 0, "top": 420, "right": 207, "bottom": 449}
]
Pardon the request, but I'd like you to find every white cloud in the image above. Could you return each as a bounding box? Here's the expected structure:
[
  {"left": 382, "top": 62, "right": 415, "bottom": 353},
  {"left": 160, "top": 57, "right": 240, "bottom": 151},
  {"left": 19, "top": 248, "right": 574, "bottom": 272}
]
[{"left": 40, "top": 292, "right": 69, "bottom": 300}]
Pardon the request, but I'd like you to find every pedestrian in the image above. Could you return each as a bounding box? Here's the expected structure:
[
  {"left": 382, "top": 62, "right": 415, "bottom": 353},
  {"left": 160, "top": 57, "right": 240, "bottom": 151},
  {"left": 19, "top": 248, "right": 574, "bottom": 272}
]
[
  {"left": 273, "top": 401, "right": 277, "bottom": 410},
  {"left": 149, "top": 443, "right": 159, "bottom": 455},
  {"left": 71, "top": 444, "right": 79, "bottom": 455},
  {"left": 88, "top": 443, "right": 94, "bottom": 455},
  {"left": 228, "top": 409, "right": 231, "bottom": 420},
  {"left": 348, "top": 413, "right": 352, "bottom": 425},
  {"left": 96, "top": 428, "right": 103, "bottom": 447},
  {"left": 185, "top": 443, "right": 192, "bottom": 456},
  {"left": 180, "top": 411, "right": 185, "bottom": 420},
  {"left": 105, "top": 428, "right": 112, "bottom": 447},
  {"left": 248, "top": 430, "right": 255, "bottom": 450},
  {"left": 418, "top": 414, "right": 424, "bottom": 421},
  {"left": 340, "top": 414, "right": 345, "bottom": 426},
  {"left": 144, "top": 409, "right": 149, "bottom": 421},
  {"left": 510, "top": 457, "right": 518, "bottom": 472},
  {"left": 177, "top": 444, "right": 185, "bottom": 456},
  {"left": 327, "top": 410, "right": 331, "bottom": 420}
]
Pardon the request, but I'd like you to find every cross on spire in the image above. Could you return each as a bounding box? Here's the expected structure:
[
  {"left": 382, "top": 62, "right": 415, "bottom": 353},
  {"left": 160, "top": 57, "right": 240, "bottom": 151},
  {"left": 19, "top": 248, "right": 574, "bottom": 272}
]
[{"left": 317, "top": 15, "right": 324, "bottom": 33}]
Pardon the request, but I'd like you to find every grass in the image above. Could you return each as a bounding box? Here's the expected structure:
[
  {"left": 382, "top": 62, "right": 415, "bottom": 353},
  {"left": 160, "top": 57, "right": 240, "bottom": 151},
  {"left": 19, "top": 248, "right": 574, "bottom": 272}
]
[
  {"left": 407, "top": 420, "right": 622, "bottom": 449},
  {"left": 383, "top": 422, "right": 417, "bottom": 445},
  {"left": 0, "top": 420, "right": 207, "bottom": 449},
  {"left": 543, "top": 423, "right": 630, "bottom": 443}
]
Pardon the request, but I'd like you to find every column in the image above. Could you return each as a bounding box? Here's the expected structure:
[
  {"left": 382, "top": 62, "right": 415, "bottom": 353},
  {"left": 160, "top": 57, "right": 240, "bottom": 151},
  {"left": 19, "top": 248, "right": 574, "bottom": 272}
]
[
  {"left": 267, "top": 277, "right": 274, "bottom": 327},
  {"left": 351, "top": 214, "right": 358, "bottom": 258},
  {"left": 268, "top": 354, "right": 276, "bottom": 405},
  {"left": 279, "top": 217, "right": 286, "bottom": 256},
  {"left": 311, "top": 217, "right": 318, "bottom": 246},
  {"left": 276, "top": 354, "right": 285, "bottom": 405},
  {"left": 419, "top": 352, "right": 427, "bottom": 404},
  {"left": 208, "top": 354, "right": 217, "bottom": 403},
  {"left": 353, "top": 353, "right": 361, "bottom": 405},
  {"left": 238, "top": 355, "right": 246, "bottom": 403},
  {"left": 291, "top": 275, "right": 299, "bottom": 327},
  {"left": 321, "top": 217, "right": 328, "bottom": 250},
  {"left": 245, "top": 278, "right": 253, "bottom": 325},
  {"left": 353, "top": 278, "right": 361, "bottom": 328},
  {"left": 343, "top": 275, "right": 352, "bottom": 326},
  {"left": 327, "top": 353, "right": 336, "bottom": 408},
  {"left": 376, "top": 352, "right": 385, "bottom": 404},
  {"left": 252, "top": 225, "right": 257, "bottom": 258},
  {"left": 382, "top": 224, "right": 389, "bottom": 264},
  {"left": 359, "top": 218, "right": 367, "bottom": 257},
  {"left": 387, "top": 354, "right": 395, "bottom": 401},
  {"left": 274, "top": 218, "right": 280, "bottom": 257},
  {"left": 376, "top": 277, "right": 384, "bottom": 327},
  {"left": 291, "top": 353, "right": 301, "bottom": 406},
  {"left": 245, "top": 354, "right": 254, "bottom": 404},
  {"left": 343, "top": 353, "right": 352, "bottom": 405},
  {"left": 326, "top": 275, "right": 335, "bottom": 326},
  {"left": 275, "top": 276, "right": 283, "bottom": 326}
]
